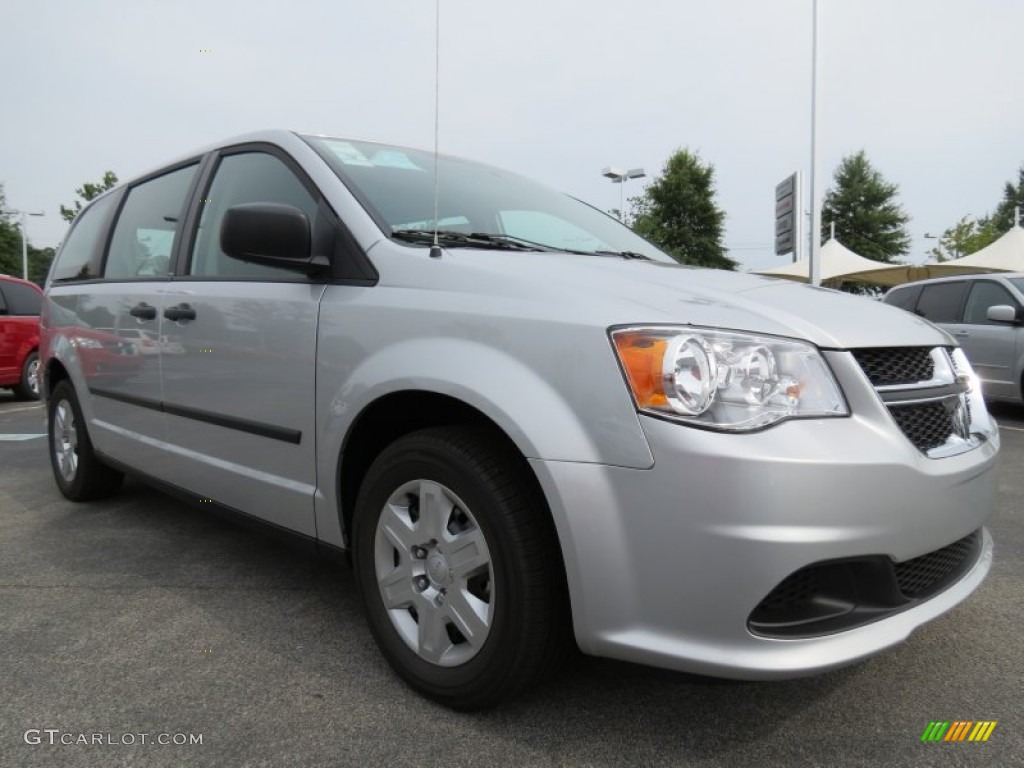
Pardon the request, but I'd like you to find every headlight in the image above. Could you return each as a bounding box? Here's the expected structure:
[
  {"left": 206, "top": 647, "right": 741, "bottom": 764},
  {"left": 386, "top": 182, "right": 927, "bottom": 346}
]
[
  {"left": 71, "top": 336, "right": 103, "bottom": 349},
  {"left": 610, "top": 326, "right": 848, "bottom": 431}
]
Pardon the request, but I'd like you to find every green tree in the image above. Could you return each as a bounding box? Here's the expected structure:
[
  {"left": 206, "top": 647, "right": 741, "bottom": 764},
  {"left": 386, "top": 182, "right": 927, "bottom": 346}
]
[
  {"left": 927, "top": 215, "right": 999, "bottom": 262},
  {"left": 822, "top": 151, "right": 911, "bottom": 262},
  {"left": 60, "top": 171, "right": 118, "bottom": 222},
  {"left": 928, "top": 165, "right": 1023, "bottom": 261},
  {"left": 27, "top": 245, "right": 56, "bottom": 285},
  {"left": 978, "top": 164, "right": 1024, "bottom": 235},
  {"left": 0, "top": 185, "right": 24, "bottom": 277},
  {"left": 630, "top": 149, "right": 735, "bottom": 270}
]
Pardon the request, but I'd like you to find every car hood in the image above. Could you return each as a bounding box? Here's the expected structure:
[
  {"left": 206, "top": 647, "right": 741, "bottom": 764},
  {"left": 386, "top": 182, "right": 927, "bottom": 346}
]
[{"left": 409, "top": 249, "right": 951, "bottom": 350}]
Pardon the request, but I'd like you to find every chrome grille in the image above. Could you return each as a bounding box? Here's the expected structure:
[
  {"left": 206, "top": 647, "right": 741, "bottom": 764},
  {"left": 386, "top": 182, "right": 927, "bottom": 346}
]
[
  {"left": 888, "top": 400, "right": 956, "bottom": 452},
  {"left": 852, "top": 347, "right": 934, "bottom": 386},
  {"left": 851, "top": 346, "right": 972, "bottom": 456}
]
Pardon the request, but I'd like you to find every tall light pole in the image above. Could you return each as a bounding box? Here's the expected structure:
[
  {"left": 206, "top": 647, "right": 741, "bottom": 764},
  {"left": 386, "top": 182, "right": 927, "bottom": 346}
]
[
  {"left": 602, "top": 166, "right": 646, "bottom": 224},
  {"left": 1, "top": 208, "right": 45, "bottom": 280},
  {"left": 808, "top": 0, "right": 822, "bottom": 286}
]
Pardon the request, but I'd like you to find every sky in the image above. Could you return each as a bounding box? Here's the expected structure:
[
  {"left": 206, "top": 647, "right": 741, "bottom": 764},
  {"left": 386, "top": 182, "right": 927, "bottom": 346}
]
[{"left": 2, "top": 0, "right": 1021, "bottom": 272}]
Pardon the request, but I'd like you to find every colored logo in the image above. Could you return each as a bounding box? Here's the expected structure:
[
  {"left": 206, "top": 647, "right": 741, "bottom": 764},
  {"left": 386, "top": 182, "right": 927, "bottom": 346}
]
[{"left": 921, "top": 721, "right": 997, "bottom": 742}]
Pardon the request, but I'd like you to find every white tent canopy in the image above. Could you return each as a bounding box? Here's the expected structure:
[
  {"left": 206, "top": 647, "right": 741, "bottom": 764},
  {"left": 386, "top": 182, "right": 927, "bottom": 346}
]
[
  {"left": 754, "top": 238, "right": 987, "bottom": 287},
  {"left": 937, "top": 225, "right": 1024, "bottom": 272}
]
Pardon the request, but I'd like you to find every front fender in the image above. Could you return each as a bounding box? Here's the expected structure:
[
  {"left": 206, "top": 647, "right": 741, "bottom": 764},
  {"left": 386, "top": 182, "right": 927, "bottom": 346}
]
[
  {"left": 321, "top": 336, "right": 652, "bottom": 467},
  {"left": 312, "top": 334, "right": 654, "bottom": 547}
]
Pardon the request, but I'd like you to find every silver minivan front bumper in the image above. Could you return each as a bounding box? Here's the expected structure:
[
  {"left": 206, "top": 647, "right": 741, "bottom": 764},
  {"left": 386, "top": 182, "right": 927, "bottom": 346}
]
[{"left": 531, "top": 408, "right": 999, "bottom": 679}]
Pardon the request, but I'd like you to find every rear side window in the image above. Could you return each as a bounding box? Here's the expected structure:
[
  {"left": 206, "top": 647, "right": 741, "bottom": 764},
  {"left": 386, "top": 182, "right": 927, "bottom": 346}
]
[
  {"left": 105, "top": 164, "right": 199, "bottom": 279},
  {"left": 916, "top": 282, "right": 967, "bottom": 323},
  {"left": 0, "top": 281, "right": 42, "bottom": 315},
  {"left": 884, "top": 285, "right": 922, "bottom": 312},
  {"left": 50, "top": 193, "right": 119, "bottom": 282},
  {"left": 963, "top": 281, "right": 1018, "bottom": 325}
]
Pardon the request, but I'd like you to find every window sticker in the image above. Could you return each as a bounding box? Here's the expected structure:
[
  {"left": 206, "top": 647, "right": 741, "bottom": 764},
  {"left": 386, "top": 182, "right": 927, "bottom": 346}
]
[
  {"left": 327, "top": 141, "right": 374, "bottom": 167},
  {"left": 370, "top": 150, "right": 424, "bottom": 172}
]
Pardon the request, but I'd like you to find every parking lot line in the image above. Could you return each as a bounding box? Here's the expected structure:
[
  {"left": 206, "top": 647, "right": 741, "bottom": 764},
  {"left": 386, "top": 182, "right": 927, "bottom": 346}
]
[{"left": 0, "top": 404, "right": 45, "bottom": 415}]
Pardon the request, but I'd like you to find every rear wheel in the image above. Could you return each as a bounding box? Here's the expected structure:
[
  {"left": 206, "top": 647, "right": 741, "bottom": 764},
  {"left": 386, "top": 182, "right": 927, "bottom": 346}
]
[
  {"left": 352, "top": 426, "right": 569, "bottom": 709},
  {"left": 47, "top": 379, "right": 123, "bottom": 501},
  {"left": 12, "top": 351, "right": 40, "bottom": 400}
]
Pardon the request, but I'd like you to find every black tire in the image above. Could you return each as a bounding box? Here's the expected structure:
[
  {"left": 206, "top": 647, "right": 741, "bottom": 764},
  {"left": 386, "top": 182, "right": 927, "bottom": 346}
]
[
  {"left": 352, "top": 425, "right": 569, "bottom": 710},
  {"left": 12, "top": 350, "right": 40, "bottom": 400},
  {"left": 47, "top": 379, "right": 124, "bottom": 501}
]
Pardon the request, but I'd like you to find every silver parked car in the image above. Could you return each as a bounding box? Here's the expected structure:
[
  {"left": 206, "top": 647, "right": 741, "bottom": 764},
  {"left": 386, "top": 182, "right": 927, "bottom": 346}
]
[
  {"left": 40, "top": 131, "right": 1000, "bottom": 709},
  {"left": 884, "top": 273, "right": 1024, "bottom": 403}
]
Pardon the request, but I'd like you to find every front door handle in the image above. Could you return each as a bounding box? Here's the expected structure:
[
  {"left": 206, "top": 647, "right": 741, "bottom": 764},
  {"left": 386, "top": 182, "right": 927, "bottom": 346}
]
[
  {"left": 128, "top": 302, "right": 157, "bottom": 320},
  {"left": 953, "top": 330, "right": 969, "bottom": 337},
  {"left": 164, "top": 303, "right": 197, "bottom": 322}
]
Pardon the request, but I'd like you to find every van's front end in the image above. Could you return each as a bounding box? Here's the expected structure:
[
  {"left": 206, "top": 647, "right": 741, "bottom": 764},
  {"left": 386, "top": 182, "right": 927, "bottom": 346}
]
[
  {"left": 530, "top": 299, "right": 998, "bottom": 677},
  {"left": 305, "top": 132, "right": 1000, "bottom": 703}
]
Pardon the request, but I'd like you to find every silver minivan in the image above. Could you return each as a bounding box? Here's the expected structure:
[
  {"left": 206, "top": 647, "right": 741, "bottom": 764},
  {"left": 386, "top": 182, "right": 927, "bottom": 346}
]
[
  {"left": 41, "top": 131, "right": 1000, "bottom": 709},
  {"left": 884, "top": 273, "right": 1024, "bottom": 403}
]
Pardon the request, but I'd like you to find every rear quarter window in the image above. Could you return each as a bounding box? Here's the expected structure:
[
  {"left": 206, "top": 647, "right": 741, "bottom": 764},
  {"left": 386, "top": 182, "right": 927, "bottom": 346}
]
[
  {"left": 50, "top": 193, "right": 120, "bottom": 283},
  {"left": 883, "top": 285, "right": 922, "bottom": 313}
]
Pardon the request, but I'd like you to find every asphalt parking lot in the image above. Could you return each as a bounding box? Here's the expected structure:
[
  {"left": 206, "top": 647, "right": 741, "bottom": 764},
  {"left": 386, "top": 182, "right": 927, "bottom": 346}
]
[{"left": 1, "top": 393, "right": 1021, "bottom": 768}]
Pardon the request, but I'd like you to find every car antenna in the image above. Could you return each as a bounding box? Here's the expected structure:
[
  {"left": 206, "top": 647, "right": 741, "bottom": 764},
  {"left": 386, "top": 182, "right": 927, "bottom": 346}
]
[{"left": 429, "top": 0, "right": 443, "bottom": 260}]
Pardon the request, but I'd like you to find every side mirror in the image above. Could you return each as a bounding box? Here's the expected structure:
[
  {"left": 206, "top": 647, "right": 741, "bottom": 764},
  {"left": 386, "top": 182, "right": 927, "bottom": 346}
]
[
  {"left": 220, "top": 203, "right": 324, "bottom": 272},
  {"left": 985, "top": 304, "right": 1021, "bottom": 324}
]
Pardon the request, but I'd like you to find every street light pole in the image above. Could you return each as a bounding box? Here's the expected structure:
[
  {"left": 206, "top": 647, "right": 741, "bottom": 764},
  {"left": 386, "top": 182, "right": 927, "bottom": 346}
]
[
  {"left": 924, "top": 232, "right": 954, "bottom": 261},
  {"left": 808, "top": 0, "right": 822, "bottom": 286},
  {"left": 601, "top": 166, "right": 646, "bottom": 224},
  {"left": 1, "top": 208, "right": 45, "bottom": 280}
]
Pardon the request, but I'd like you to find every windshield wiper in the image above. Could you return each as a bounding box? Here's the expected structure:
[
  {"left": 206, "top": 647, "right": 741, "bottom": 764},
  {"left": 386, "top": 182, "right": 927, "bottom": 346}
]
[
  {"left": 391, "top": 229, "right": 544, "bottom": 251},
  {"left": 591, "top": 250, "right": 653, "bottom": 261},
  {"left": 391, "top": 228, "right": 650, "bottom": 259}
]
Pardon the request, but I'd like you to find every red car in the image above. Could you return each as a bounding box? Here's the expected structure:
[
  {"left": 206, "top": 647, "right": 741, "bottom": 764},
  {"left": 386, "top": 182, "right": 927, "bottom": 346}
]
[{"left": 0, "top": 274, "right": 43, "bottom": 400}]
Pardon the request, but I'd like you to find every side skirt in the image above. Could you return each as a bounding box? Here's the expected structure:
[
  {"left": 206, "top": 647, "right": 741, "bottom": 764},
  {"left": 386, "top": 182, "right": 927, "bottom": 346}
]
[{"left": 96, "top": 450, "right": 350, "bottom": 566}]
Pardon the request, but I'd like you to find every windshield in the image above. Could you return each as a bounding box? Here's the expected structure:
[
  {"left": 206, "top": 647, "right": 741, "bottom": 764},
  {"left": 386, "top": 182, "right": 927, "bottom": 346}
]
[
  {"left": 1009, "top": 278, "right": 1024, "bottom": 297},
  {"left": 303, "top": 135, "right": 674, "bottom": 262}
]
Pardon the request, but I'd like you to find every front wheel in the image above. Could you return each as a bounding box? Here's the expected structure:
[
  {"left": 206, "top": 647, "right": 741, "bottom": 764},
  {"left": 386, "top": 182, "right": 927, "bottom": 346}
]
[
  {"left": 47, "top": 379, "right": 124, "bottom": 501},
  {"left": 12, "top": 351, "right": 40, "bottom": 400},
  {"left": 352, "top": 426, "right": 569, "bottom": 709}
]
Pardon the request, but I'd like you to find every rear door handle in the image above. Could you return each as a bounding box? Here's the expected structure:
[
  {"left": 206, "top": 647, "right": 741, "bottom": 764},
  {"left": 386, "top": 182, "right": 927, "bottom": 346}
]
[
  {"left": 128, "top": 302, "right": 157, "bottom": 320},
  {"left": 953, "top": 330, "right": 969, "bottom": 337},
  {"left": 164, "top": 303, "right": 197, "bottom": 322}
]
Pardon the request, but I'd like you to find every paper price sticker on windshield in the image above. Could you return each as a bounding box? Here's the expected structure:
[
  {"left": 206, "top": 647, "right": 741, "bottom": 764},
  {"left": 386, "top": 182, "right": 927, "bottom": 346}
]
[{"left": 328, "top": 142, "right": 374, "bottom": 167}]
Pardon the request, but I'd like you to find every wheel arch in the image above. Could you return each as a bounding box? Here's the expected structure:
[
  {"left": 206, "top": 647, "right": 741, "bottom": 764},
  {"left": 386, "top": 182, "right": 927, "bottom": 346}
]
[
  {"left": 337, "top": 391, "right": 559, "bottom": 552},
  {"left": 44, "top": 357, "right": 71, "bottom": 402}
]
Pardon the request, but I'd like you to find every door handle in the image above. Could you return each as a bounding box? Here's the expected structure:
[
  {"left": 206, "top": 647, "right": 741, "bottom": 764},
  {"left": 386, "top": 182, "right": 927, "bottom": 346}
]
[
  {"left": 128, "top": 302, "right": 157, "bottom": 320},
  {"left": 164, "top": 303, "right": 197, "bottom": 322},
  {"left": 953, "top": 330, "right": 969, "bottom": 337}
]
